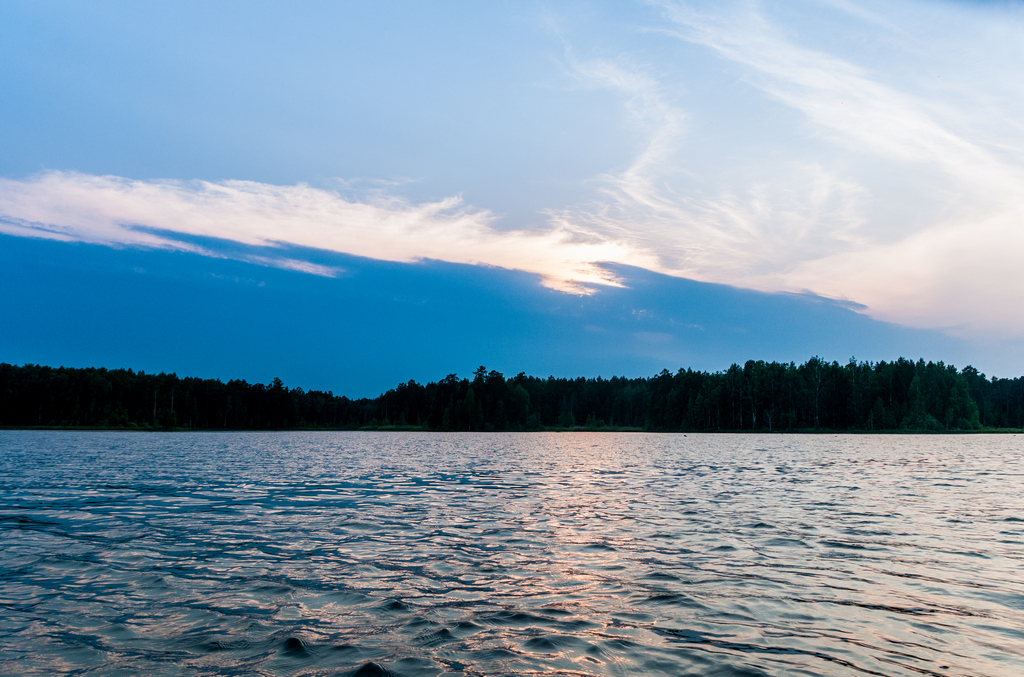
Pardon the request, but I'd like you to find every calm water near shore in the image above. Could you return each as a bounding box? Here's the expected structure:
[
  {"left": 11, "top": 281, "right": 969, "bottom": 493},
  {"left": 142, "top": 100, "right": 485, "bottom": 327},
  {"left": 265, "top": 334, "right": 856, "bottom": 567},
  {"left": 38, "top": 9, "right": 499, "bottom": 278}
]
[{"left": 1, "top": 431, "right": 1022, "bottom": 676}]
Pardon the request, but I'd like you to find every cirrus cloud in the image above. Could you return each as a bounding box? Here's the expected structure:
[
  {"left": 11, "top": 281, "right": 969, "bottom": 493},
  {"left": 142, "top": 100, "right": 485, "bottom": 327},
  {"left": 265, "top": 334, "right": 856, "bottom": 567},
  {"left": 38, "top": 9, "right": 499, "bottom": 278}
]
[{"left": 0, "top": 171, "right": 660, "bottom": 293}]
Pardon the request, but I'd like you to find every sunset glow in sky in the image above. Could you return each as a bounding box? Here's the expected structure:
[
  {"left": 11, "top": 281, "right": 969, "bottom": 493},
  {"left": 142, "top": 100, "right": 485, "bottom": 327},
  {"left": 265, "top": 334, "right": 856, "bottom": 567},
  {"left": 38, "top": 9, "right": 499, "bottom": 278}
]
[{"left": 3, "top": 0, "right": 1022, "bottom": 390}]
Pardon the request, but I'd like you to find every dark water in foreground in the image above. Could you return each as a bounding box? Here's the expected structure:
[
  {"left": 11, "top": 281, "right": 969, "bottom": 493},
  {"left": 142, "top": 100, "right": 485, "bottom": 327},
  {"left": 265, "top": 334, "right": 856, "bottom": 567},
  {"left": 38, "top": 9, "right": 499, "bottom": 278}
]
[{"left": 1, "top": 432, "right": 1023, "bottom": 676}]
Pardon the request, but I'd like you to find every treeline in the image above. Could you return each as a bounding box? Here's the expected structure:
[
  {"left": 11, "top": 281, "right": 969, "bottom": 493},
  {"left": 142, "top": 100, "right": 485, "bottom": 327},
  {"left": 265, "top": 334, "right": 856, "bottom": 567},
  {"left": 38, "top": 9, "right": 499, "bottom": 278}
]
[{"left": 1, "top": 358, "right": 1023, "bottom": 432}]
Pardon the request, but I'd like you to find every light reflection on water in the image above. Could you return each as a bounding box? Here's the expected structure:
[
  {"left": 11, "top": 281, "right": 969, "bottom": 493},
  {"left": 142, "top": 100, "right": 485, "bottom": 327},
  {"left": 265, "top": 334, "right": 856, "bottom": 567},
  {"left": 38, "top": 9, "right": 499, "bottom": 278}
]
[{"left": 1, "top": 431, "right": 1023, "bottom": 676}]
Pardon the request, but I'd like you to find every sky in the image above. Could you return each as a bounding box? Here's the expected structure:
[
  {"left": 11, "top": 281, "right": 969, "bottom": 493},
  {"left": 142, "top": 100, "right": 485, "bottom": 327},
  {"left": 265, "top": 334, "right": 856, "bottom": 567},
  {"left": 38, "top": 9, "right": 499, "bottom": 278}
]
[{"left": 2, "top": 0, "right": 1022, "bottom": 395}]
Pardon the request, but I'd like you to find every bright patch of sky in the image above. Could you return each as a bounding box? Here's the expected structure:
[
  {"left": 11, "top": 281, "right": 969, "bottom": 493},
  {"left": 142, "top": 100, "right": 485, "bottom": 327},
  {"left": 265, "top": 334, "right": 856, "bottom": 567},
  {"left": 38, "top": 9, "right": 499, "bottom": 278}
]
[{"left": 2, "top": 0, "right": 1023, "bottom": 340}]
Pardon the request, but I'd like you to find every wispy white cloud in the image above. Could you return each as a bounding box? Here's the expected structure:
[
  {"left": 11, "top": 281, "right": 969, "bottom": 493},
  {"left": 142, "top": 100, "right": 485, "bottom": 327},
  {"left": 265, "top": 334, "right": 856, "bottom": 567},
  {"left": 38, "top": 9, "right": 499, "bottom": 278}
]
[
  {"left": 0, "top": 171, "right": 660, "bottom": 292},
  {"left": 656, "top": 1, "right": 1022, "bottom": 194},
  {"left": 550, "top": 22, "right": 874, "bottom": 283},
  {"left": 548, "top": 0, "right": 1024, "bottom": 337},
  {"left": 778, "top": 205, "right": 1024, "bottom": 337},
  {"left": 647, "top": 0, "right": 1024, "bottom": 337}
]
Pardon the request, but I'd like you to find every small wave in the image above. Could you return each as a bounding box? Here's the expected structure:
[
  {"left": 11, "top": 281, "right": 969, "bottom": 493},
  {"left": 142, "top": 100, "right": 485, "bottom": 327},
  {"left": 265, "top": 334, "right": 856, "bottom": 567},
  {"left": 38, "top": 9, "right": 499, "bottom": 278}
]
[
  {"left": 349, "top": 662, "right": 399, "bottom": 677},
  {"left": 522, "top": 634, "right": 594, "bottom": 653},
  {"left": 281, "top": 636, "right": 312, "bottom": 656},
  {"left": 415, "top": 628, "right": 456, "bottom": 647},
  {"left": 643, "top": 592, "right": 704, "bottom": 608},
  {"left": 378, "top": 599, "right": 411, "bottom": 612},
  {"left": 478, "top": 610, "right": 553, "bottom": 627}
]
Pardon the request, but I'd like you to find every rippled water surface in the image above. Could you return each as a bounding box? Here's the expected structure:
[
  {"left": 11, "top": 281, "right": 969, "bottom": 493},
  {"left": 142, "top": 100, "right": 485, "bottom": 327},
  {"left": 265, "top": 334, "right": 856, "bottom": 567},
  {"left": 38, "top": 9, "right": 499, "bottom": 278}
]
[{"left": 2, "top": 431, "right": 1023, "bottom": 676}]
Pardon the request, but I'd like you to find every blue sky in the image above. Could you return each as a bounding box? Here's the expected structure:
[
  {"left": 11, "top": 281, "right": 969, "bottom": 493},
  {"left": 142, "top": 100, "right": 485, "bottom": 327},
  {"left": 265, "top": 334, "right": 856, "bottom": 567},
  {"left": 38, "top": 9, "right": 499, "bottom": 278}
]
[{"left": 2, "top": 1, "right": 1023, "bottom": 393}]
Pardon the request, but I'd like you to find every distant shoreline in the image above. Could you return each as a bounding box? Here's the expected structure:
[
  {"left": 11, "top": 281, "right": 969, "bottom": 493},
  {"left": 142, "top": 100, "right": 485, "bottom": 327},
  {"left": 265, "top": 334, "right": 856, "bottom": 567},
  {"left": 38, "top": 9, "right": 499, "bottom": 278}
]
[
  {"left": 2, "top": 425, "right": 1021, "bottom": 434},
  {"left": 3, "top": 359, "right": 1022, "bottom": 433}
]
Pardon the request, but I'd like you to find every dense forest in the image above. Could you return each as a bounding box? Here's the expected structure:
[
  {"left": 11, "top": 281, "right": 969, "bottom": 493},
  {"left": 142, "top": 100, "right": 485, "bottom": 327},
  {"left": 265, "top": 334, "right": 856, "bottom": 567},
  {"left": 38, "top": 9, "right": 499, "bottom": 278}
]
[{"left": 2, "top": 358, "right": 1023, "bottom": 432}]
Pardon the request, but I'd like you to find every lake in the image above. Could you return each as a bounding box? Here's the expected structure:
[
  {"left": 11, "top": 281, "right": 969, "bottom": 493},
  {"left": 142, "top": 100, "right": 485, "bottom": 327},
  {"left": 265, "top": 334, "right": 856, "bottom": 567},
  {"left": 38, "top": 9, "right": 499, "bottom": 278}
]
[{"left": 1, "top": 431, "right": 1022, "bottom": 676}]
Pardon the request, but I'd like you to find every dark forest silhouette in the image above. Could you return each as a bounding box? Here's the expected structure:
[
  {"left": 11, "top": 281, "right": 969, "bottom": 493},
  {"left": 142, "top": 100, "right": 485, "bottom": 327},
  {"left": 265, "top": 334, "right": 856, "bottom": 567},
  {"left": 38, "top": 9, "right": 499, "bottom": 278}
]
[{"left": 2, "top": 359, "right": 1022, "bottom": 432}]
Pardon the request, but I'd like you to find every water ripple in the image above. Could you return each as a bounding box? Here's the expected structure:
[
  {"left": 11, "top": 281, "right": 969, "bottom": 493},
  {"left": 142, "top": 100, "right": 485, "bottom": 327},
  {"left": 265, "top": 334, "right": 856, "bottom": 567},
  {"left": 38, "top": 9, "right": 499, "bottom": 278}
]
[{"left": 1, "top": 431, "right": 1022, "bottom": 675}]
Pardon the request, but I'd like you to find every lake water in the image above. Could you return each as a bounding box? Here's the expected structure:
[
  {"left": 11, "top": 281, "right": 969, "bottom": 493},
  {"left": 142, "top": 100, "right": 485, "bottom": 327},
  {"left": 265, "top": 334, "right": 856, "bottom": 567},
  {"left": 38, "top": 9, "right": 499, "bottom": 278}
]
[{"left": 1, "top": 431, "right": 1023, "bottom": 676}]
